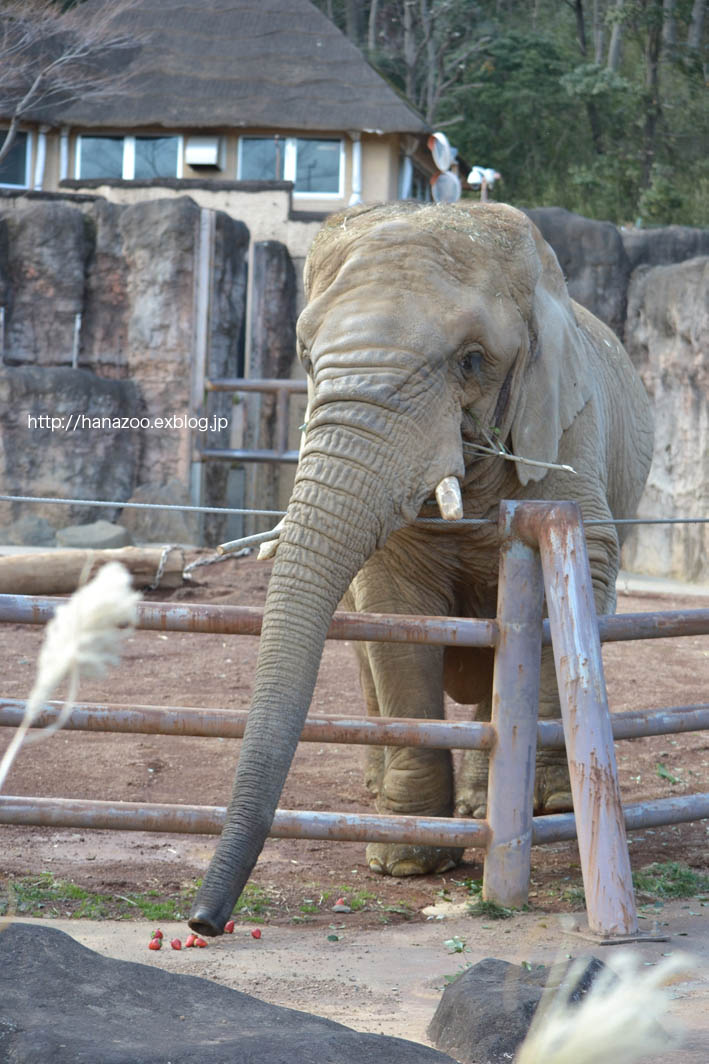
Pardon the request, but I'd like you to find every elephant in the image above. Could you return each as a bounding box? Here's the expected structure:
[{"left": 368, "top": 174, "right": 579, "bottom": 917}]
[{"left": 189, "top": 200, "right": 654, "bottom": 936}]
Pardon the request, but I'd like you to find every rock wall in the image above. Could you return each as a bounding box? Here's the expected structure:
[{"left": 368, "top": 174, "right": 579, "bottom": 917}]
[
  {"left": 0, "top": 193, "right": 266, "bottom": 545},
  {"left": 621, "top": 257, "right": 709, "bottom": 582},
  {"left": 524, "top": 207, "right": 631, "bottom": 338}
]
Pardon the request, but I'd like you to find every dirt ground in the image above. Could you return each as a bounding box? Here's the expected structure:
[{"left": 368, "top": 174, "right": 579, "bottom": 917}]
[{"left": 1, "top": 552, "right": 708, "bottom": 1058}]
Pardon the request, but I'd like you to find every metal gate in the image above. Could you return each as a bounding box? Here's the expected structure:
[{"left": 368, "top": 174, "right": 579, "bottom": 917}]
[{"left": 0, "top": 500, "right": 708, "bottom": 942}]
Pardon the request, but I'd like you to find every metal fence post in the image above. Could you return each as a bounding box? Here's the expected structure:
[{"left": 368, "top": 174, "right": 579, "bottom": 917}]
[
  {"left": 483, "top": 501, "right": 545, "bottom": 908},
  {"left": 517, "top": 501, "right": 638, "bottom": 938}
]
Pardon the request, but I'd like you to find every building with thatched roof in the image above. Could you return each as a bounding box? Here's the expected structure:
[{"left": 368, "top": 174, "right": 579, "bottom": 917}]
[{"left": 1, "top": 0, "right": 437, "bottom": 234}]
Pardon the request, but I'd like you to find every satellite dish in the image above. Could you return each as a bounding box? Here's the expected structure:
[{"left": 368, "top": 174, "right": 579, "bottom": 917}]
[
  {"left": 431, "top": 170, "right": 461, "bottom": 203},
  {"left": 428, "top": 131, "right": 453, "bottom": 173}
]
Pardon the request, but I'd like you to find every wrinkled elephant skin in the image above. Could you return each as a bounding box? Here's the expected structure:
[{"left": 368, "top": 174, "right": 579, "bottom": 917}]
[{"left": 189, "top": 202, "right": 653, "bottom": 936}]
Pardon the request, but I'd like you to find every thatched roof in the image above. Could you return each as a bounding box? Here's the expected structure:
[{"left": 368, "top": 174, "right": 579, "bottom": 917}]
[{"left": 55, "top": 0, "right": 428, "bottom": 135}]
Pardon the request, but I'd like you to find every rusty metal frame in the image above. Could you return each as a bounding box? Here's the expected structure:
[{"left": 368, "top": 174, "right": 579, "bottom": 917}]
[
  {"left": 0, "top": 500, "right": 708, "bottom": 940},
  {"left": 198, "top": 377, "right": 307, "bottom": 464}
]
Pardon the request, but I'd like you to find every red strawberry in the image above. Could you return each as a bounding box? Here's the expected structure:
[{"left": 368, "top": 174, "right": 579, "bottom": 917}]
[
  {"left": 194, "top": 937, "right": 208, "bottom": 948},
  {"left": 151, "top": 929, "right": 163, "bottom": 940},
  {"left": 148, "top": 938, "right": 161, "bottom": 950},
  {"left": 251, "top": 929, "right": 262, "bottom": 939},
  {"left": 170, "top": 938, "right": 182, "bottom": 950},
  {"left": 184, "top": 933, "right": 197, "bottom": 948},
  {"left": 224, "top": 920, "right": 235, "bottom": 933}
]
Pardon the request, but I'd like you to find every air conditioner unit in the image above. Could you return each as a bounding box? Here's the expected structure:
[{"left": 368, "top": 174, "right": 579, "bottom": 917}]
[{"left": 185, "top": 136, "right": 224, "bottom": 169}]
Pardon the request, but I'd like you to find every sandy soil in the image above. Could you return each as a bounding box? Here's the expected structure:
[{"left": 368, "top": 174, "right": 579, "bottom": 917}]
[{"left": 1, "top": 553, "right": 708, "bottom": 1059}]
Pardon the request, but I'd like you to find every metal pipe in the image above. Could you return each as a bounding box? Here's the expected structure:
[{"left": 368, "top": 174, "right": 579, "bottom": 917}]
[
  {"left": 594, "top": 610, "right": 709, "bottom": 643},
  {"left": 538, "top": 704, "right": 709, "bottom": 747},
  {"left": 0, "top": 791, "right": 704, "bottom": 848},
  {"left": 0, "top": 596, "right": 500, "bottom": 647},
  {"left": 206, "top": 378, "right": 307, "bottom": 394},
  {"left": 195, "top": 447, "right": 300, "bottom": 463},
  {"left": 532, "top": 793, "right": 709, "bottom": 845},
  {"left": 275, "top": 385, "right": 290, "bottom": 455},
  {"left": 483, "top": 500, "right": 545, "bottom": 907},
  {"left": 0, "top": 795, "right": 490, "bottom": 848},
  {"left": 1, "top": 698, "right": 704, "bottom": 750},
  {"left": 0, "top": 699, "right": 497, "bottom": 750},
  {"left": 521, "top": 501, "right": 639, "bottom": 938},
  {"left": 1, "top": 593, "right": 704, "bottom": 648}
]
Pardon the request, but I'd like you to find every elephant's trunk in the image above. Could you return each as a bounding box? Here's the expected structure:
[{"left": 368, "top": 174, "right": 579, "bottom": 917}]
[{"left": 188, "top": 423, "right": 399, "bottom": 935}]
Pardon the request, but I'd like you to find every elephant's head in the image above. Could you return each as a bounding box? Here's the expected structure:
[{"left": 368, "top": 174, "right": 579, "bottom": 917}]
[{"left": 188, "top": 202, "right": 591, "bottom": 935}]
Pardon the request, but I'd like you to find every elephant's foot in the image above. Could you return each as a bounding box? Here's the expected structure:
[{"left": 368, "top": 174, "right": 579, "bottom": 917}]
[
  {"left": 455, "top": 748, "right": 490, "bottom": 819},
  {"left": 363, "top": 746, "right": 384, "bottom": 797},
  {"left": 533, "top": 759, "right": 573, "bottom": 815},
  {"left": 366, "top": 842, "right": 463, "bottom": 877},
  {"left": 454, "top": 789, "right": 488, "bottom": 820}
]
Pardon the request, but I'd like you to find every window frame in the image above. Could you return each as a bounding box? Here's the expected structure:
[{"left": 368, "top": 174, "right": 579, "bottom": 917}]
[
  {"left": 75, "top": 134, "right": 184, "bottom": 181},
  {"left": 237, "top": 135, "right": 345, "bottom": 200},
  {"left": 0, "top": 129, "right": 31, "bottom": 189}
]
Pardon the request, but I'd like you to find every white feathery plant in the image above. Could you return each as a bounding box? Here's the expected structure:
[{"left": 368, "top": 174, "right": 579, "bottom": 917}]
[
  {"left": 0, "top": 562, "right": 140, "bottom": 791},
  {"left": 514, "top": 952, "right": 693, "bottom": 1064}
]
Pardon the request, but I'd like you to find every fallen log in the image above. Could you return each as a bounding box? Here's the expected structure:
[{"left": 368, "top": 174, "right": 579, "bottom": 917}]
[{"left": 0, "top": 547, "right": 185, "bottom": 595}]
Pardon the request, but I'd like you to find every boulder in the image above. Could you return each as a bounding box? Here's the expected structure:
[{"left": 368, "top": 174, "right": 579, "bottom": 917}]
[
  {"left": 56, "top": 519, "right": 133, "bottom": 549},
  {"left": 119, "top": 478, "right": 199, "bottom": 544},
  {"left": 0, "top": 365, "right": 140, "bottom": 528},
  {"left": 523, "top": 206, "right": 631, "bottom": 337},
  {"left": 0, "top": 924, "right": 455, "bottom": 1064},
  {"left": 622, "top": 257, "right": 709, "bottom": 581},
  {"left": 0, "top": 514, "right": 56, "bottom": 546},
  {"left": 428, "top": 956, "right": 607, "bottom": 1064}
]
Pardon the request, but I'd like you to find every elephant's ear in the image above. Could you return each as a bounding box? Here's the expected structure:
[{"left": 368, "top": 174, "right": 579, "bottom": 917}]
[{"left": 510, "top": 234, "right": 593, "bottom": 485}]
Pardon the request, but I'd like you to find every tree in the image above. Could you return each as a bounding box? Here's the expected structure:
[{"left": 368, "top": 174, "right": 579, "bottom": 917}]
[{"left": 0, "top": 0, "right": 143, "bottom": 168}]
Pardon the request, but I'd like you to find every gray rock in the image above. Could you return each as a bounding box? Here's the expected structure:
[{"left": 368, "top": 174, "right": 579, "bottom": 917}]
[
  {"left": 243, "top": 239, "right": 298, "bottom": 537},
  {"left": 1, "top": 514, "right": 56, "bottom": 546},
  {"left": 622, "top": 224, "right": 709, "bottom": 271},
  {"left": 622, "top": 256, "right": 709, "bottom": 582},
  {"left": 0, "top": 365, "right": 140, "bottom": 528},
  {"left": 0, "top": 923, "right": 455, "bottom": 1064},
  {"left": 0, "top": 200, "right": 89, "bottom": 367},
  {"left": 523, "top": 206, "right": 631, "bottom": 338},
  {"left": 120, "top": 479, "right": 199, "bottom": 544},
  {"left": 427, "top": 956, "right": 607, "bottom": 1064},
  {"left": 56, "top": 519, "right": 133, "bottom": 549}
]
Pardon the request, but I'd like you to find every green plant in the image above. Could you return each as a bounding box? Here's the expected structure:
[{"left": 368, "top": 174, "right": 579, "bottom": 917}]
[
  {"left": 467, "top": 898, "right": 519, "bottom": 920},
  {"left": 633, "top": 862, "right": 709, "bottom": 900},
  {"left": 0, "top": 873, "right": 197, "bottom": 921}
]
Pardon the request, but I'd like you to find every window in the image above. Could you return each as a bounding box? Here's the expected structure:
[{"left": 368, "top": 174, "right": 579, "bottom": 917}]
[
  {"left": 0, "top": 130, "right": 30, "bottom": 188},
  {"left": 76, "top": 135, "right": 181, "bottom": 180},
  {"left": 238, "top": 136, "right": 344, "bottom": 197}
]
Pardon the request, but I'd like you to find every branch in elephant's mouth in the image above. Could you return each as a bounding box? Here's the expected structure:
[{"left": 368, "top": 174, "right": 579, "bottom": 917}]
[
  {"left": 462, "top": 417, "right": 577, "bottom": 476},
  {"left": 461, "top": 439, "right": 577, "bottom": 475}
]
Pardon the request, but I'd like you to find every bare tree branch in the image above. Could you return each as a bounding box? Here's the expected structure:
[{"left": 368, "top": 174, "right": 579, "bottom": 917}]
[{"left": 0, "top": 0, "right": 146, "bottom": 168}]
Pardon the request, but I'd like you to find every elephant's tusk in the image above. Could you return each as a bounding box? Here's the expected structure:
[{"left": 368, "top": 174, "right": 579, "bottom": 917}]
[{"left": 435, "top": 476, "right": 464, "bottom": 521}]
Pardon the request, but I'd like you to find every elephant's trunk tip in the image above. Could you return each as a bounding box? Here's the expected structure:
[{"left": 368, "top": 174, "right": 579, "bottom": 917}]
[{"left": 187, "top": 906, "right": 227, "bottom": 938}]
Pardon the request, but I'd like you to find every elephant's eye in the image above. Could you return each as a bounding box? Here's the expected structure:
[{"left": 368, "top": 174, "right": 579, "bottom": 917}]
[{"left": 458, "top": 348, "right": 483, "bottom": 379}]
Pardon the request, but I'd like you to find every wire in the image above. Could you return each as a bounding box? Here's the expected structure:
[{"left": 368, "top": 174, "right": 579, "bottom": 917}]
[
  {"left": 0, "top": 494, "right": 707, "bottom": 528},
  {"left": 0, "top": 494, "right": 285, "bottom": 518}
]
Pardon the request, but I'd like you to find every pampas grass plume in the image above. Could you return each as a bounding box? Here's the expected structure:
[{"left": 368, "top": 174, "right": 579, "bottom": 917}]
[
  {"left": 0, "top": 562, "right": 140, "bottom": 790},
  {"left": 515, "top": 952, "right": 692, "bottom": 1064}
]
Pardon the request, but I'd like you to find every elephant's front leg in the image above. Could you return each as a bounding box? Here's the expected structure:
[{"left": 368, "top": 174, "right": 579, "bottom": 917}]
[{"left": 356, "top": 638, "right": 462, "bottom": 877}]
